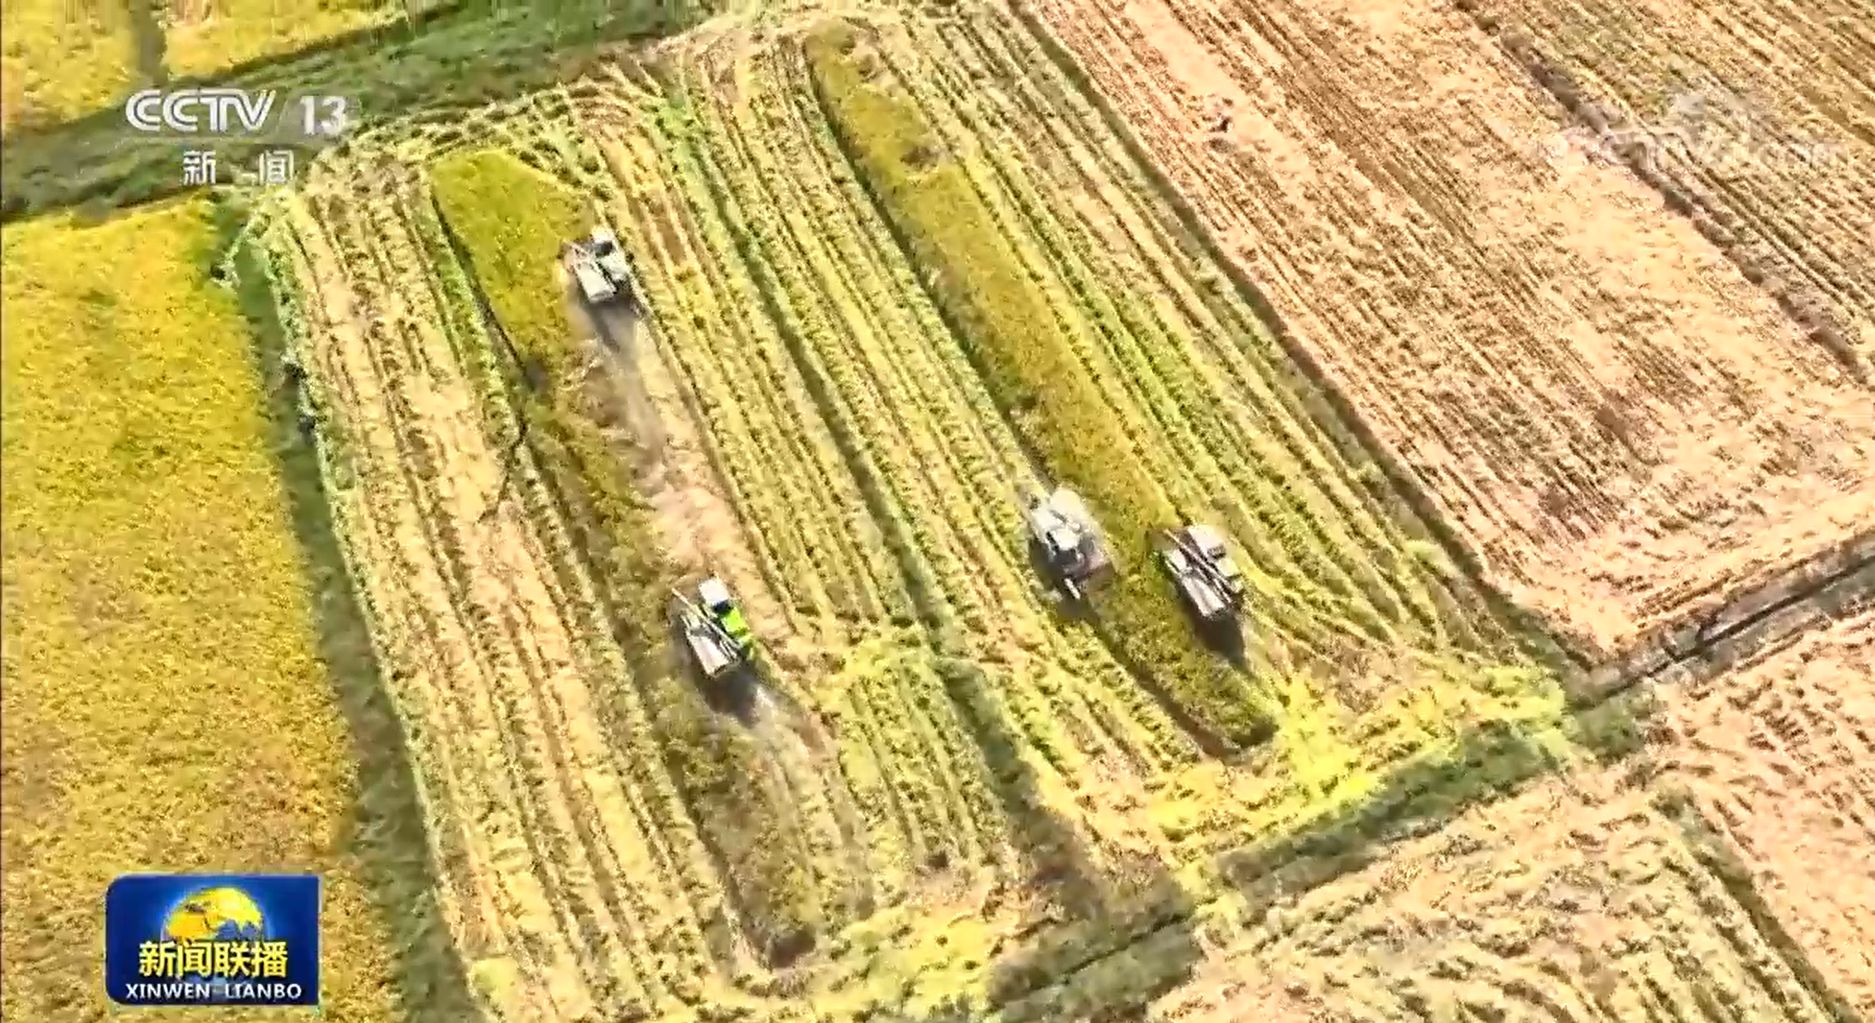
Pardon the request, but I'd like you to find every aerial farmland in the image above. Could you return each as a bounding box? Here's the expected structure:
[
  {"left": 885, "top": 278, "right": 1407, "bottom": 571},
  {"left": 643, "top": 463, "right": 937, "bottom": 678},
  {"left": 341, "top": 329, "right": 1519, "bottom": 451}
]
[{"left": 2, "top": 1, "right": 1870, "bottom": 1022}]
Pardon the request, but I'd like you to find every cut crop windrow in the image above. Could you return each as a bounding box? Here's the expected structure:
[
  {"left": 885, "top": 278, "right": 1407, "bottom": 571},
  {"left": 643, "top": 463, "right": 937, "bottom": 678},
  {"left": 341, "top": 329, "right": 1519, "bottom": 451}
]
[
  {"left": 719, "top": 63, "right": 1016, "bottom": 637},
  {"left": 672, "top": 62, "right": 942, "bottom": 630},
  {"left": 650, "top": 99, "right": 906, "bottom": 628},
  {"left": 590, "top": 130, "right": 814, "bottom": 635},
  {"left": 752, "top": 53, "right": 1060, "bottom": 634}
]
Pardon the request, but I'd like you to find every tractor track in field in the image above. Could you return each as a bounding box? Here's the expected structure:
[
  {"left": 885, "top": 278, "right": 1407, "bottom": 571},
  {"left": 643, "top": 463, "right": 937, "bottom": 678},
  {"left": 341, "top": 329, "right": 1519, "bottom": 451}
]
[
  {"left": 1585, "top": 526, "right": 1875, "bottom": 699},
  {"left": 562, "top": 273, "right": 875, "bottom": 925}
]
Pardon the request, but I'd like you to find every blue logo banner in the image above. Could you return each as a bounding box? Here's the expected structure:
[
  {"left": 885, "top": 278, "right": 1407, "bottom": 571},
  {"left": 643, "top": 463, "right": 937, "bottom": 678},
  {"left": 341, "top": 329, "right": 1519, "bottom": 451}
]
[{"left": 104, "top": 873, "right": 320, "bottom": 1007}]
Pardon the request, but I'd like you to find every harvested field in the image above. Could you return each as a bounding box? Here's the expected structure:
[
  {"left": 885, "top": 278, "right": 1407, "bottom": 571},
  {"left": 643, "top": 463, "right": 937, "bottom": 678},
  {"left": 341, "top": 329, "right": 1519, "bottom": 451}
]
[
  {"left": 1022, "top": 0, "right": 1875, "bottom": 656},
  {"left": 1149, "top": 765, "right": 1859, "bottom": 1023},
  {"left": 1460, "top": 0, "right": 1875, "bottom": 364},
  {"left": 1650, "top": 600, "right": 1875, "bottom": 1017},
  {"left": 0, "top": 199, "right": 417, "bottom": 1023}
]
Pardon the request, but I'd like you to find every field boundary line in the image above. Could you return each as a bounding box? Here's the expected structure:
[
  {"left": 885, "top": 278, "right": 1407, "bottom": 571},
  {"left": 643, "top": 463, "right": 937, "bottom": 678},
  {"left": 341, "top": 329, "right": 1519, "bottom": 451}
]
[{"left": 1584, "top": 527, "right": 1875, "bottom": 701}]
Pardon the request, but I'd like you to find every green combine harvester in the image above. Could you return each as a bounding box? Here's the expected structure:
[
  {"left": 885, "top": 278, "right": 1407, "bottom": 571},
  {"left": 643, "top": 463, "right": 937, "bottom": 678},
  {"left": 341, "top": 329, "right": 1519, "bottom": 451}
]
[{"left": 671, "top": 576, "right": 754, "bottom": 678}]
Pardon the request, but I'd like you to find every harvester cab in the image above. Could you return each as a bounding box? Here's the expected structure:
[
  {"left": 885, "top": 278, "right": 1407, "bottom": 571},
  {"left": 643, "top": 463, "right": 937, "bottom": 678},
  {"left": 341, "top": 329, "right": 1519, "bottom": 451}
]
[
  {"left": 588, "top": 227, "right": 633, "bottom": 284},
  {"left": 1025, "top": 487, "right": 1113, "bottom": 601},
  {"left": 1158, "top": 523, "right": 1247, "bottom": 621},
  {"left": 564, "top": 225, "right": 642, "bottom": 311},
  {"left": 672, "top": 576, "right": 754, "bottom": 679}
]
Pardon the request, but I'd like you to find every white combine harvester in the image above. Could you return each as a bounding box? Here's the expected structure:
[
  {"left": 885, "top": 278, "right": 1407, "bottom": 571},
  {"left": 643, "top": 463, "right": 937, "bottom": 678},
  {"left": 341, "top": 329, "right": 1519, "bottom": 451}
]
[
  {"left": 563, "top": 225, "right": 642, "bottom": 312},
  {"left": 671, "top": 577, "right": 755, "bottom": 679},
  {"left": 1156, "top": 523, "right": 1246, "bottom": 622},
  {"left": 1025, "top": 487, "right": 1112, "bottom": 601}
]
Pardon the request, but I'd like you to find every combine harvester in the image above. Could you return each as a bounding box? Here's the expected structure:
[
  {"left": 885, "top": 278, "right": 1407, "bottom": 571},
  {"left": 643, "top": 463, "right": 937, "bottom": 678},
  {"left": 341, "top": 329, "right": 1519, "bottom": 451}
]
[
  {"left": 563, "top": 225, "right": 643, "bottom": 313},
  {"left": 671, "top": 576, "right": 755, "bottom": 679},
  {"left": 1156, "top": 523, "right": 1247, "bottom": 623},
  {"left": 1025, "top": 487, "right": 1113, "bottom": 601}
]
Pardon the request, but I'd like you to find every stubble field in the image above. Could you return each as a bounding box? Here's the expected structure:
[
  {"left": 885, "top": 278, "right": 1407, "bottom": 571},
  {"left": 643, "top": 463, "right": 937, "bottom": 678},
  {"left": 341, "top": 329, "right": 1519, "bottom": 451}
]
[
  {"left": 1025, "top": 0, "right": 1875, "bottom": 658},
  {"left": 4, "top": 0, "right": 1872, "bottom": 1021}
]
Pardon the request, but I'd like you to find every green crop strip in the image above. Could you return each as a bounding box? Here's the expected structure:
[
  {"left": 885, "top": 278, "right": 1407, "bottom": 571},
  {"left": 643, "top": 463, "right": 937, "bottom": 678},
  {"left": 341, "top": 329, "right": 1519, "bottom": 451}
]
[
  {"left": 430, "top": 148, "right": 823, "bottom": 965},
  {"left": 804, "top": 24, "right": 1272, "bottom": 752}
]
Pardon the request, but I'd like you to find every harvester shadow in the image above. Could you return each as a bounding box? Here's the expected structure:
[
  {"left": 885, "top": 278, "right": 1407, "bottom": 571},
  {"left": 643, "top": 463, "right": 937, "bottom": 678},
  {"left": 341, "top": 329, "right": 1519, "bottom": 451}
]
[
  {"left": 699, "top": 665, "right": 760, "bottom": 726},
  {"left": 934, "top": 658, "right": 1202, "bottom": 1022},
  {"left": 573, "top": 280, "right": 642, "bottom": 359},
  {"left": 1172, "top": 596, "right": 1248, "bottom": 670},
  {"left": 231, "top": 226, "right": 485, "bottom": 1023},
  {"left": 1019, "top": 538, "right": 1248, "bottom": 756}
]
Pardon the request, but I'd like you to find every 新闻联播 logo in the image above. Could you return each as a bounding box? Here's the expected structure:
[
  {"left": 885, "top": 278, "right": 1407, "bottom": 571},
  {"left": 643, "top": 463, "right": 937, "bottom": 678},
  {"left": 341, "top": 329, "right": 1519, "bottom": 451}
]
[{"left": 104, "top": 874, "right": 320, "bottom": 1007}]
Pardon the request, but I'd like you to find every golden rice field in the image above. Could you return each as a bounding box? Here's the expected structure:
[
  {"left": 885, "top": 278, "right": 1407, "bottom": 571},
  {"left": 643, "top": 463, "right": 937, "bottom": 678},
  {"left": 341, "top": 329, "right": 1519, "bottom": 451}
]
[
  {"left": 3, "top": 1, "right": 1871, "bottom": 1021},
  {"left": 163, "top": 0, "right": 401, "bottom": 80},
  {"left": 1, "top": 0, "right": 139, "bottom": 130},
  {"left": 0, "top": 199, "right": 445, "bottom": 1022},
  {"left": 3, "top": 0, "right": 414, "bottom": 135}
]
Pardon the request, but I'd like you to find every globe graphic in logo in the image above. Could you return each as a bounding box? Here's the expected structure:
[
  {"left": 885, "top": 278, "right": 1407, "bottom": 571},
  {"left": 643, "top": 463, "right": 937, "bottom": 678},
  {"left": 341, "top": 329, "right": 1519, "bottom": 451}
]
[{"left": 162, "top": 886, "right": 266, "bottom": 985}]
